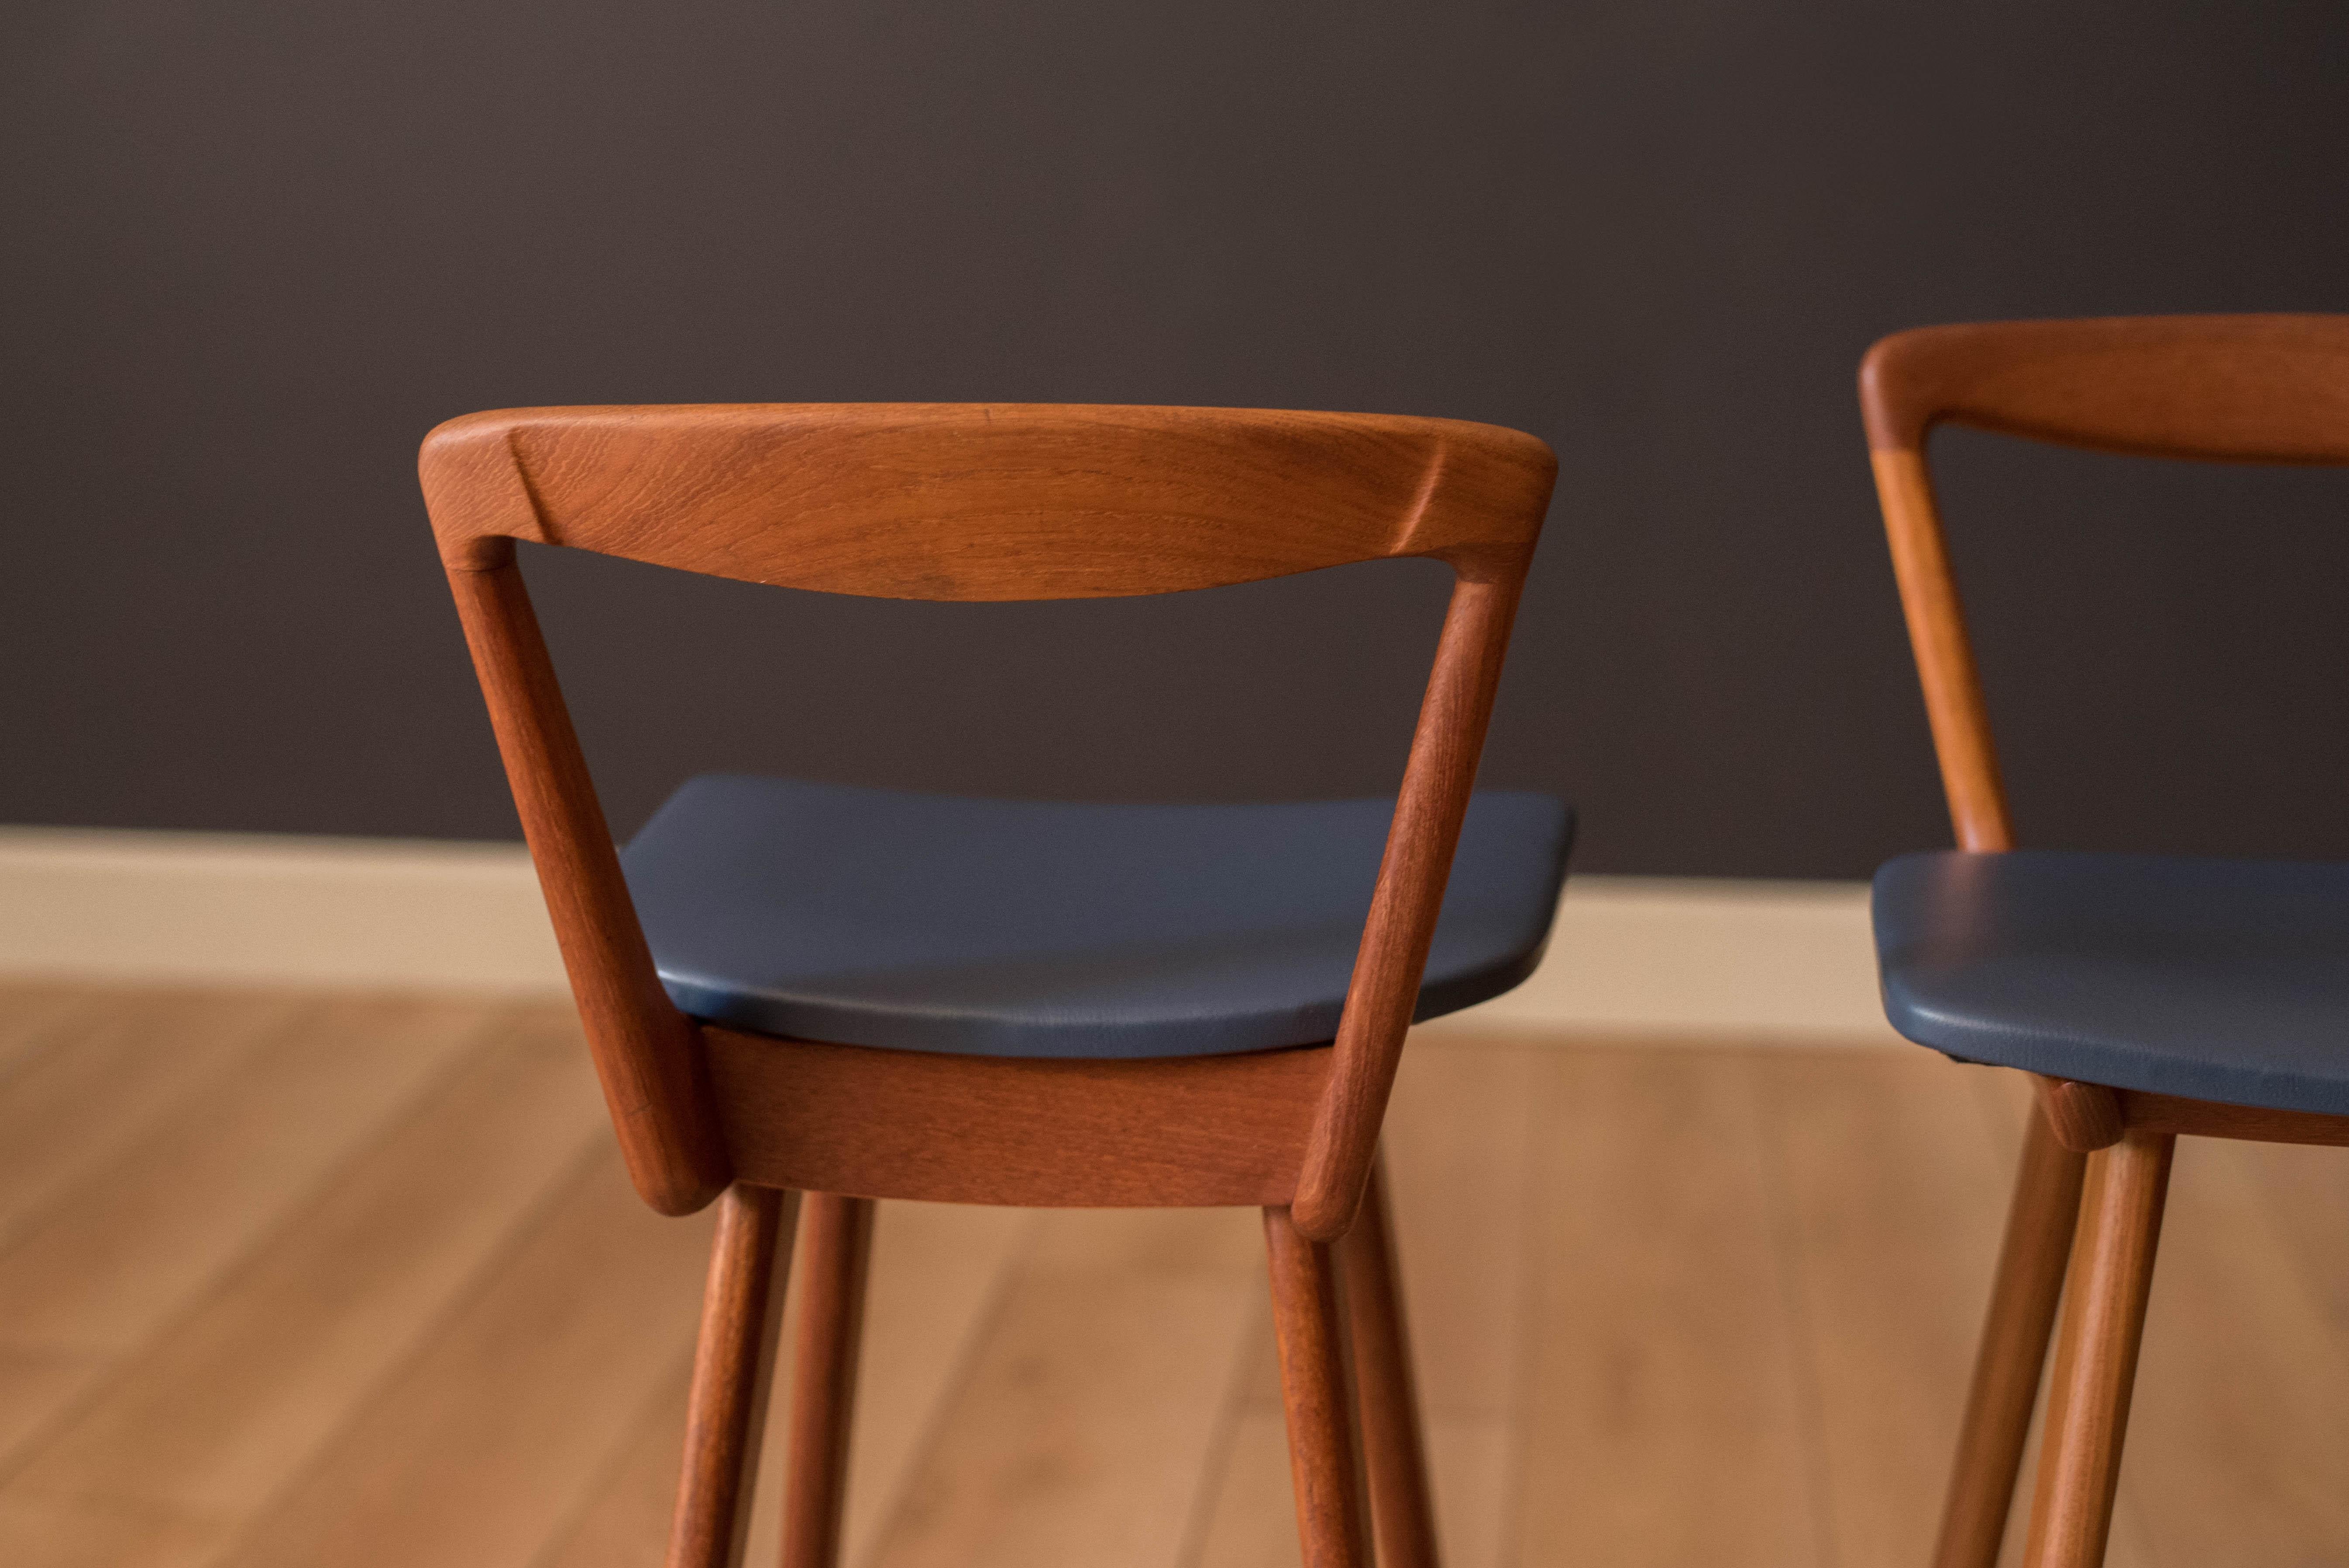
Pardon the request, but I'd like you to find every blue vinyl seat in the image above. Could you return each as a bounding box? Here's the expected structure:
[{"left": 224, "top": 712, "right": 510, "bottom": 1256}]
[
  {"left": 621, "top": 773, "right": 1576, "bottom": 1059},
  {"left": 1874, "top": 849, "right": 2349, "bottom": 1114}
]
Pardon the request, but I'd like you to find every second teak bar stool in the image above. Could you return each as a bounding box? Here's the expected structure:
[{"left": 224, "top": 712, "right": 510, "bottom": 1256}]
[
  {"left": 1863, "top": 315, "right": 2349, "bottom": 1568},
  {"left": 420, "top": 403, "right": 1572, "bottom": 1568}
]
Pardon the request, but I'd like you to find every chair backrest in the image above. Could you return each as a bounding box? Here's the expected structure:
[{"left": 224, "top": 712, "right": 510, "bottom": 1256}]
[
  {"left": 423, "top": 402, "right": 1553, "bottom": 595},
  {"left": 421, "top": 403, "right": 1556, "bottom": 1226},
  {"left": 1859, "top": 315, "right": 2349, "bottom": 853}
]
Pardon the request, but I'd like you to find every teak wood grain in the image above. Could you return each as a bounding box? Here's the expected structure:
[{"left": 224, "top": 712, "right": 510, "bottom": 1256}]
[
  {"left": 1860, "top": 314, "right": 2349, "bottom": 464},
  {"left": 780, "top": 1194, "right": 874, "bottom": 1568},
  {"left": 701, "top": 1027, "right": 1328, "bottom": 1209},
  {"left": 1265, "top": 1207, "right": 1372, "bottom": 1568},
  {"left": 1337, "top": 1154, "right": 1441, "bottom": 1568},
  {"left": 445, "top": 563, "right": 728, "bottom": 1217},
  {"left": 1929, "top": 1111, "right": 2086, "bottom": 1568},
  {"left": 1293, "top": 567, "right": 1525, "bottom": 1238},
  {"left": 2116, "top": 1091, "right": 2349, "bottom": 1146},
  {"left": 2020, "top": 1134, "right": 2173, "bottom": 1568},
  {"left": 422, "top": 403, "right": 1552, "bottom": 597},
  {"left": 1861, "top": 315, "right": 2349, "bottom": 1568},
  {"left": 423, "top": 401, "right": 1553, "bottom": 1568},
  {"left": 668, "top": 1185, "right": 799, "bottom": 1568}
]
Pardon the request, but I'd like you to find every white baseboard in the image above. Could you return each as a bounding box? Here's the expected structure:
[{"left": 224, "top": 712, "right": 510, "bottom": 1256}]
[
  {"left": 0, "top": 828, "right": 565, "bottom": 993},
  {"left": 1446, "top": 873, "right": 1897, "bottom": 1043},
  {"left": 0, "top": 827, "right": 1899, "bottom": 1043}
]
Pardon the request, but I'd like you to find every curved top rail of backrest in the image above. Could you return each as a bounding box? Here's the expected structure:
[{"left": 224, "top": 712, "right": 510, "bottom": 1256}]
[
  {"left": 1859, "top": 314, "right": 2349, "bottom": 462},
  {"left": 420, "top": 403, "right": 1557, "bottom": 599}
]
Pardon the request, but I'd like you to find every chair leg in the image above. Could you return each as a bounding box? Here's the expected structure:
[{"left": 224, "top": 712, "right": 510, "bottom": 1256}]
[
  {"left": 781, "top": 1193, "right": 878, "bottom": 1568},
  {"left": 2019, "top": 1130, "right": 2175, "bottom": 1568},
  {"left": 1266, "top": 1205, "right": 1372, "bottom": 1568},
  {"left": 1931, "top": 1104, "right": 2091, "bottom": 1568},
  {"left": 1339, "top": 1150, "right": 1441, "bottom": 1568},
  {"left": 667, "top": 1185, "right": 802, "bottom": 1568}
]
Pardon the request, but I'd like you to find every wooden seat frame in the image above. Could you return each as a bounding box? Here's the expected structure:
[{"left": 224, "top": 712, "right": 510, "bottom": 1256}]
[
  {"left": 420, "top": 402, "right": 1557, "bottom": 1568},
  {"left": 1861, "top": 316, "right": 2349, "bottom": 1568}
]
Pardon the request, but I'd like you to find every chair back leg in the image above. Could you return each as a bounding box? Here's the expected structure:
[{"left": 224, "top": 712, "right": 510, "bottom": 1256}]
[
  {"left": 781, "top": 1193, "right": 878, "bottom": 1568},
  {"left": 1933, "top": 1107, "right": 2090, "bottom": 1568},
  {"left": 669, "top": 1185, "right": 802, "bottom": 1568},
  {"left": 1266, "top": 1205, "right": 1373, "bottom": 1568},
  {"left": 2021, "top": 1131, "right": 2175, "bottom": 1568},
  {"left": 1339, "top": 1152, "right": 1441, "bottom": 1568}
]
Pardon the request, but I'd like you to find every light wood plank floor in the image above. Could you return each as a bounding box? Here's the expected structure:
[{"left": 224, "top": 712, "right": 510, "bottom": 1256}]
[{"left": 3, "top": 981, "right": 2348, "bottom": 1568}]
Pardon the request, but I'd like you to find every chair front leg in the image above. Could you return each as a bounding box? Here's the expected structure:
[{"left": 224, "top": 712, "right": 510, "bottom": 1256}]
[
  {"left": 1933, "top": 1103, "right": 2091, "bottom": 1568},
  {"left": 1266, "top": 1205, "right": 1372, "bottom": 1568},
  {"left": 668, "top": 1184, "right": 801, "bottom": 1568},
  {"left": 2020, "top": 1130, "right": 2175, "bottom": 1568},
  {"left": 1339, "top": 1150, "right": 1441, "bottom": 1568},
  {"left": 781, "top": 1193, "right": 877, "bottom": 1568}
]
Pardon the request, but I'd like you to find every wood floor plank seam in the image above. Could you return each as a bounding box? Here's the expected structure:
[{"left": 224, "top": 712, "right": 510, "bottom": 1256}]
[
  {"left": 836, "top": 1207, "right": 1044, "bottom": 1568},
  {"left": 189, "top": 1136, "right": 622, "bottom": 1568},
  {"left": 1515, "top": 1046, "right": 1810, "bottom": 1568},
  {"left": 1747, "top": 1056, "right": 1850, "bottom": 1568},
  {"left": 0, "top": 1009, "right": 609, "bottom": 1535},
  {"left": 857, "top": 1207, "right": 1266, "bottom": 1568},
  {"left": 521, "top": 1339, "right": 703, "bottom": 1568},
  {"left": 0, "top": 997, "right": 496, "bottom": 1489},
  {"left": 2226, "top": 1140, "right": 2349, "bottom": 1365},
  {"left": 0, "top": 998, "right": 503, "bottom": 1372},
  {"left": 19, "top": 994, "right": 2349, "bottom": 1568},
  {"left": 208, "top": 1150, "right": 719, "bottom": 1567},
  {"left": 850, "top": 1207, "right": 1054, "bottom": 1568},
  {"left": 1487, "top": 1062, "right": 1548, "bottom": 1568},
  {"left": 0, "top": 994, "right": 315, "bottom": 1268},
  {"left": 1166, "top": 1289, "right": 1273, "bottom": 1568},
  {"left": 517, "top": 1338, "right": 705, "bottom": 1568}
]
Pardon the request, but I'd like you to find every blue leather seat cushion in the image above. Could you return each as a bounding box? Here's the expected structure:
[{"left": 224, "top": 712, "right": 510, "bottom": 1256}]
[
  {"left": 621, "top": 775, "right": 1575, "bottom": 1059},
  {"left": 1874, "top": 849, "right": 2349, "bottom": 1113}
]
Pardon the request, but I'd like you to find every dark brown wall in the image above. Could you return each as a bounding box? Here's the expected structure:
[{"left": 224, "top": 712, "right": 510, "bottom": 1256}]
[{"left": 5, "top": 2, "right": 2347, "bottom": 877}]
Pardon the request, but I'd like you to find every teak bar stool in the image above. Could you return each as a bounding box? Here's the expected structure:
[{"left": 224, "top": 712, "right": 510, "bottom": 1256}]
[
  {"left": 1860, "top": 316, "right": 2349, "bottom": 1568},
  {"left": 418, "top": 403, "right": 1571, "bottom": 1568}
]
